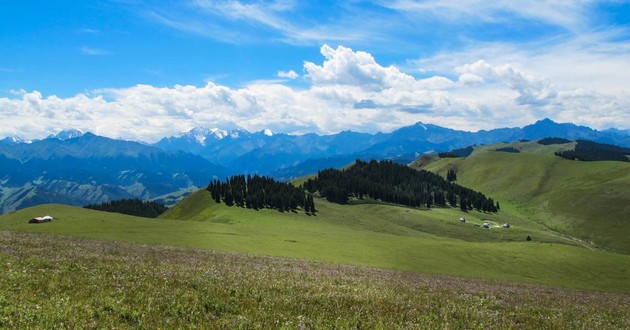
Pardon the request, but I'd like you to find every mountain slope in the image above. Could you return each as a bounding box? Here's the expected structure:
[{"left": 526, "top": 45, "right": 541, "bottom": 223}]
[
  {"left": 3, "top": 196, "right": 630, "bottom": 292},
  {"left": 2, "top": 119, "right": 628, "bottom": 211},
  {"left": 416, "top": 141, "right": 630, "bottom": 253},
  {"left": 151, "top": 119, "right": 630, "bottom": 178},
  {"left": 0, "top": 133, "right": 230, "bottom": 213}
]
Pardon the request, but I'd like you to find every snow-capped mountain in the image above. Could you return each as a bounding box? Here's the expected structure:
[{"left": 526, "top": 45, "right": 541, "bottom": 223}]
[
  {"left": 152, "top": 119, "right": 630, "bottom": 177},
  {"left": 156, "top": 127, "right": 254, "bottom": 149},
  {"left": 47, "top": 128, "right": 85, "bottom": 140},
  {"left": 1, "top": 118, "right": 629, "bottom": 213},
  {"left": 182, "top": 127, "right": 228, "bottom": 146},
  {"left": 0, "top": 135, "right": 31, "bottom": 145}
]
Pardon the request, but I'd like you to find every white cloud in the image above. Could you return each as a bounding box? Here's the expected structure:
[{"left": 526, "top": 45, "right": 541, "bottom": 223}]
[
  {"left": 381, "top": 0, "right": 594, "bottom": 33},
  {"left": 277, "top": 70, "right": 299, "bottom": 79},
  {"left": 1, "top": 44, "right": 628, "bottom": 142},
  {"left": 458, "top": 73, "right": 485, "bottom": 86},
  {"left": 143, "top": 0, "right": 365, "bottom": 45},
  {"left": 304, "top": 44, "right": 452, "bottom": 91},
  {"left": 456, "top": 60, "right": 556, "bottom": 105}
]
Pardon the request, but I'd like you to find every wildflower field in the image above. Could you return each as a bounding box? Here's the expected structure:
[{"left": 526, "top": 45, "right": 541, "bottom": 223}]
[{"left": 1, "top": 231, "right": 629, "bottom": 329}]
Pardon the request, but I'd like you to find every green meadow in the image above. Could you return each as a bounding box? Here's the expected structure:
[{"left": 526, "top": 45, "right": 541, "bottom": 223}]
[
  {"left": 3, "top": 231, "right": 629, "bottom": 329},
  {"left": 1, "top": 189, "right": 629, "bottom": 292},
  {"left": 420, "top": 144, "right": 630, "bottom": 253},
  {"left": 1, "top": 145, "right": 629, "bottom": 327}
]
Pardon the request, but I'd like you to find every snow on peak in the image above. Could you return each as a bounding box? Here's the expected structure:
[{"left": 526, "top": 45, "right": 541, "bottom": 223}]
[
  {"left": 0, "top": 135, "right": 31, "bottom": 145},
  {"left": 11, "top": 135, "right": 28, "bottom": 143},
  {"left": 415, "top": 122, "right": 427, "bottom": 130},
  {"left": 49, "top": 129, "right": 85, "bottom": 140},
  {"left": 228, "top": 129, "right": 250, "bottom": 139},
  {"left": 175, "top": 127, "right": 253, "bottom": 145},
  {"left": 263, "top": 129, "right": 274, "bottom": 137},
  {"left": 179, "top": 127, "right": 228, "bottom": 146},
  {"left": 210, "top": 128, "right": 229, "bottom": 140}
]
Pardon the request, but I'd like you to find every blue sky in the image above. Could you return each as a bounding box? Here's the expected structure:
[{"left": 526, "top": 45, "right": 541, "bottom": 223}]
[{"left": 1, "top": 0, "right": 629, "bottom": 141}]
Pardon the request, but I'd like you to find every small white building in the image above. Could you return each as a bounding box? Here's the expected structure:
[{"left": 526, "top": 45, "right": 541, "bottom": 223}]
[
  {"left": 502, "top": 223, "right": 510, "bottom": 228},
  {"left": 28, "top": 215, "right": 53, "bottom": 224},
  {"left": 459, "top": 217, "right": 466, "bottom": 223}
]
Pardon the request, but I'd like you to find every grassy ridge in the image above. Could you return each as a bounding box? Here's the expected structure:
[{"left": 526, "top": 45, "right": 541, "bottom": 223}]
[
  {"left": 2, "top": 231, "right": 629, "bottom": 329},
  {"left": 421, "top": 151, "right": 630, "bottom": 253},
  {"left": 2, "top": 196, "right": 630, "bottom": 292}
]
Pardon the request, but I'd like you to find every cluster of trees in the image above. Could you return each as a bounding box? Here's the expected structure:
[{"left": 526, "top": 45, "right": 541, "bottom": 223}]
[
  {"left": 446, "top": 169, "right": 457, "bottom": 182},
  {"left": 538, "top": 137, "right": 571, "bottom": 145},
  {"left": 555, "top": 140, "right": 630, "bottom": 162},
  {"left": 84, "top": 198, "right": 168, "bottom": 218},
  {"left": 438, "top": 146, "right": 474, "bottom": 158},
  {"left": 207, "top": 174, "right": 316, "bottom": 213},
  {"left": 303, "top": 160, "right": 498, "bottom": 212},
  {"left": 493, "top": 147, "right": 520, "bottom": 153}
]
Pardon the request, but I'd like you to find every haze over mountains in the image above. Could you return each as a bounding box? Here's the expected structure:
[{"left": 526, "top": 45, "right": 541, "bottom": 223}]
[
  {"left": 0, "top": 118, "right": 628, "bottom": 213},
  {"left": 154, "top": 118, "right": 629, "bottom": 176}
]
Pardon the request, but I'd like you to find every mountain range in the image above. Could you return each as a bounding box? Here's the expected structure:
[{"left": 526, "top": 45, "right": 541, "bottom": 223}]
[
  {"left": 154, "top": 118, "right": 630, "bottom": 176},
  {"left": 0, "top": 131, "right": 230, "bottom": 213},
  {"left": 0, "top": 118, "right": 628, "bottom": 213}
]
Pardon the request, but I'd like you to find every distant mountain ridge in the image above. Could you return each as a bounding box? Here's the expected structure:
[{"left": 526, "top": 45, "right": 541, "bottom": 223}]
[
  {"left": 0, "top": 133, "right": 230, "bottom": 213},
  {"left": 1, "top": 118, "right": 628, "bottom": 213},
  {"left": 152, "top": 118, "right": 630, "bottom": 178},
  {"left": 47, "top": 128, "right": 86, "bottom": 141}
]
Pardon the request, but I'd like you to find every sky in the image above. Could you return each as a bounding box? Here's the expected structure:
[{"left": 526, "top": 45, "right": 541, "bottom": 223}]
[{"left": 1, "top": 0, "right": 629, "bottom": 142}]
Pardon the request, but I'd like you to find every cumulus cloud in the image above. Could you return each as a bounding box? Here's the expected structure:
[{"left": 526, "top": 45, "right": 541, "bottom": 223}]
[
  {"left": 1, "top": 44, "right": 627, "bottom": 141},
  {"left": 277, "top": 70, "right": 299, "bottom": 79},
  {"left": 458, "top": 73, "right": 485, "bottom": 86},
  {"left": 305, "top": 44, "right": 422, "bottom": 91},
  {"left": 456, "top": 60, "right": 556, "bottom": 105}
]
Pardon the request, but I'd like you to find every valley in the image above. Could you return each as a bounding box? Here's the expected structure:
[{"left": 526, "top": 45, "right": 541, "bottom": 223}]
[
  {"left": 1, "top": 119, "right": 629, "bottom": 213},
  {"left": 1, "top": 129, "right": 629, "bottom": 328}
]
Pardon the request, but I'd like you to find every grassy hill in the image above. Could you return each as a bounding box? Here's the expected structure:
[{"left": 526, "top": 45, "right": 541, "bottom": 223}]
[
  {"left": 3, "top": 160, "right": 630, "bottom": 327},
  {"left": 3, "top": 231, "right": 629, "bottom": 328},
  {"left": 415, "top": 141, "right": 630, "bottom": 253},
  {"left": 2, "top": 193, "right": 630, "bottom": 292},
  {"left": 2, "top": 138, "right": 629, "bottom": 327}
]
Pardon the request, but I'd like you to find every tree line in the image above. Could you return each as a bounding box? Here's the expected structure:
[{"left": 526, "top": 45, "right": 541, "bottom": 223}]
[
  {"left": 84, "top": 198, "right": 168, "bottom": 218},
  {"left": 303, "top": 160, "right": 498, "bottom": 212},
  {"left": 207, "top": 174, "right": 316, "bottom": 214},
  {"left": 438, "top": 146, "right": 474, "bottom": 158},
  {"left": 555, "top": 140, "right": 630, "bottom": 162}
]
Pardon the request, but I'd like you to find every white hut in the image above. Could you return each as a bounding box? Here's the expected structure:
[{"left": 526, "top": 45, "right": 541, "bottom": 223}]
[
  {"left": 28, "top": 215, "right": 53, "bottom": 224},
  {"left": 459, "top": 217, "right": 466, "bottom": 223}
]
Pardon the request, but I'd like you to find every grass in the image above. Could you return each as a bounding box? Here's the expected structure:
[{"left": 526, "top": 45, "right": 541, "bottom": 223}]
[
  {"left": 1, "top": 231, "right": 629, "bottom": 329},
  {"left": 2, "top": 140, "right": 629, "bottom": 327},
  {"left": 2, "top": 195, "right": 630, "bottom": 292},
  {"left": 419, "top": 145, "right": 630, "bottom": 253}
]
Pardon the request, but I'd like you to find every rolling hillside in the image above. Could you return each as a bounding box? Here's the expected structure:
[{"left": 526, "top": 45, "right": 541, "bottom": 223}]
[
  {"left": 2, "top": 192, "right": 630, "bottom": 292},
  {"left": 415, "top": 140, "right": 630, "bottom": 253}
]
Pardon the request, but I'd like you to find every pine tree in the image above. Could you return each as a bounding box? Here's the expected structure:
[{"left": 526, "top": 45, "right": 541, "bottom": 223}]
[
  {"left": 309, "top": 194, "right": 316, "bottom": 213},
  {"left": 460, "top": 198, "right": 468, "bottom": 212},
  {"left": 447, "top": 169, "right": 457, "bottom": 181}
]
